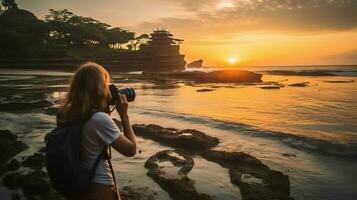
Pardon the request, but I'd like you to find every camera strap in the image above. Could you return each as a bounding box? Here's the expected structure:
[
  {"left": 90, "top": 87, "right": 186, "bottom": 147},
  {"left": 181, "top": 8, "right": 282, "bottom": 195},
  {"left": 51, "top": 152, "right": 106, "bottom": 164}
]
[{"left": 103, "top": 146, "right": 118, "bottom": 199}]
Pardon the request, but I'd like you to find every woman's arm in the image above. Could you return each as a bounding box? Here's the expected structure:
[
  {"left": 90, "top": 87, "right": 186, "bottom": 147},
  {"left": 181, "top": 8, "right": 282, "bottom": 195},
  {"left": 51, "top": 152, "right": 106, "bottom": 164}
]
[{"left": 111, "top": 94, "right": 137, "bottom": 157}]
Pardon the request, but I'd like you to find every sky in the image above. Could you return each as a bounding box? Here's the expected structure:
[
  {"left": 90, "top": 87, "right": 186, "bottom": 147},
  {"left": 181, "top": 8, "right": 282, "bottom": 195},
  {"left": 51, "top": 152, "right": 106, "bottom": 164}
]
[{"left": 16, "top": 0, "right": 357, "bottom": 66}]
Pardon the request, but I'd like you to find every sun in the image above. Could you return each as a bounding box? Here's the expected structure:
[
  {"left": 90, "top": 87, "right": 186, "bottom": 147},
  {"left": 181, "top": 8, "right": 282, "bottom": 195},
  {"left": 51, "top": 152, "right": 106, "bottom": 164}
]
[{"left": 228, "top": 57, "right": 238, "bottom": 64}]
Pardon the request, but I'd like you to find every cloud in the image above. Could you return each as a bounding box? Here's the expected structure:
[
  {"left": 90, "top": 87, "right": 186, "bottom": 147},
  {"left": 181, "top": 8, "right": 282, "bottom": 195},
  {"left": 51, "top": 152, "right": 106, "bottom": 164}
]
[
  {"left": 326, "top": 50, "right": 357, "bottom": 64},
  {"left": 135, "top": 0, "right": 357, "bottom": 35}
]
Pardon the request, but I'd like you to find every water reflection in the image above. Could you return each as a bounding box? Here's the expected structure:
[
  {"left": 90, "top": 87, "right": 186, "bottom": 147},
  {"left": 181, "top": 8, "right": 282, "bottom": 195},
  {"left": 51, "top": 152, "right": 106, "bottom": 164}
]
[{"left": 1, "top": 69, "right": 357, "bottom": 200}]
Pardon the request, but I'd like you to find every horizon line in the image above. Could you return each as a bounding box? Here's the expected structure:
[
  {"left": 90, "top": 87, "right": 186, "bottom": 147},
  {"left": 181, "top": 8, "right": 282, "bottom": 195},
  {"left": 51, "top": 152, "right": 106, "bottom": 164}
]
[{"left": 204, "top": 64, "right": 357, "bottom": 68}]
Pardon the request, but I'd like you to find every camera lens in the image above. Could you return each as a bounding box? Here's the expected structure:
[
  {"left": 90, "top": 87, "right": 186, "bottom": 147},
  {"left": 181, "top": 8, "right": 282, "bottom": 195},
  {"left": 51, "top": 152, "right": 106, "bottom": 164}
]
[
  {"left": 118, "top": 88, "right": 136, "bottom": 102},
  {"left": 109, "top": 84, "right": 136, "bottom": 104}
]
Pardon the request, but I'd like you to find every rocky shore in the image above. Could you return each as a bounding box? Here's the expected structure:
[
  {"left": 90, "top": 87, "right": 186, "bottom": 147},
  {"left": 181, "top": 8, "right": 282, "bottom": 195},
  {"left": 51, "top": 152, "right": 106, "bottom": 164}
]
[
  {"left": 134, "top": 124, "right": 292, "bottom": 200},
  {"left": 0, "top": 130, "right": 28, "bottom": 177},
  {"left": 0, "top": 132, "right": 158, "bottom": 200},
  {"left": 1, "top": 124, "right": 292, "bottom": 200},
  {"left": 145, "top": 150, "right": 211, "bottom": 200},
  {"left": 200, "top": 150, "right": 291, "bottom": 200},
  {"left": 0, "top": 97, "right": 292, "bottom": 200}
]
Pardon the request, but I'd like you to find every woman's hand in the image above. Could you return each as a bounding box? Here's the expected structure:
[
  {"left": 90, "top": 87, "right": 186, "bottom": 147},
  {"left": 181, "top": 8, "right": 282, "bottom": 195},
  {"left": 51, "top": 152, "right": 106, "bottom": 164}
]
[
  {"left": 116, "top": 94, "right": 128, "bottom": 118},
  {"left": 112, "top": 94, "right": 137, "bottom": 157}
]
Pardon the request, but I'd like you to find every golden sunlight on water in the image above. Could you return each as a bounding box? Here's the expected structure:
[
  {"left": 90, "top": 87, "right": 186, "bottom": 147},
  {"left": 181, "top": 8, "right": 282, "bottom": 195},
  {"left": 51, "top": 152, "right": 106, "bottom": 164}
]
[
  {"left": 134, "top": 75, "right": 357, "bottom": 143},
  {"left": 1, "top": 69, "right": 357, "bottom": 200}
]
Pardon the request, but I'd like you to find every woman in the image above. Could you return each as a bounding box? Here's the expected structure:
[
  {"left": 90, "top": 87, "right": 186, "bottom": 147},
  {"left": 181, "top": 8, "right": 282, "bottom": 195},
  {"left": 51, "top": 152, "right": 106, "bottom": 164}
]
[{"left": 60, "top": 62, "right": 137, "bottom": 200}]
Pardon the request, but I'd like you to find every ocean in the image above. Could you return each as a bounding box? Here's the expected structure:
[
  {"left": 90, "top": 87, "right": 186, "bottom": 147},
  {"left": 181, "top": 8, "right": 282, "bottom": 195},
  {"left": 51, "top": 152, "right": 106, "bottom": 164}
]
[{"left": 0, "top": 65, "right": 356, "bottom": 200}]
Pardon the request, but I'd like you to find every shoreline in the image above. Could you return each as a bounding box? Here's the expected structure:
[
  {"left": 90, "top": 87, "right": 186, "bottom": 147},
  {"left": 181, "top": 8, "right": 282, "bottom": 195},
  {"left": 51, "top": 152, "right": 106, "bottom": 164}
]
[
  {"left": 1, "top": 68, "right": 357, "bottom": 200},
  {"left": 0, "top": 128, "right": 292, "bottom": 200},
  {"left": 0, "top": 94, "right": 292, "bottom": 200}
]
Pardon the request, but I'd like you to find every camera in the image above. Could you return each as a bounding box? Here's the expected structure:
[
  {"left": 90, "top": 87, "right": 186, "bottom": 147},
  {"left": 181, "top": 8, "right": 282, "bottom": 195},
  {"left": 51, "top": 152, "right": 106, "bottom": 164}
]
[{"left": 109, "top": 84, "right": 136, "bottom": 105}]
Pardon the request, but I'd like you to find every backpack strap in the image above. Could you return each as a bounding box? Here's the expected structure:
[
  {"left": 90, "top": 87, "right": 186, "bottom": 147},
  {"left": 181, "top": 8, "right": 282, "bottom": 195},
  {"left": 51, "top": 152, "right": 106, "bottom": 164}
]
[
  {"left": 90, "top": 147, "right": 107, "bottom": 177},
  {"left": 56, "top": 111, "right": 98, "bottom": 127}
]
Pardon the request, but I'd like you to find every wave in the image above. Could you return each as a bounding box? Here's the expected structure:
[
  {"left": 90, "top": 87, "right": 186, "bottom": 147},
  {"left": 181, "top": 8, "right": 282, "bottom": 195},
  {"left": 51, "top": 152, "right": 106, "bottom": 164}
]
[
  {"left": 133, "top": 108, "right": 357, "bottom": 158},
  {"left": 185, "top": 66, "right": 357, "bottom": 77},
  {"left": 260, "top": 70, "right": 357, "bottom": 77}
]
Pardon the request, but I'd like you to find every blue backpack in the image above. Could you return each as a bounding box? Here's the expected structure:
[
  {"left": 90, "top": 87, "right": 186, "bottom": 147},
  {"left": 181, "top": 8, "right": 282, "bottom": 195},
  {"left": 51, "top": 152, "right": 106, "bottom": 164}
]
[{"left": 45, "top": 113, "right": 106, "bottom": 197}]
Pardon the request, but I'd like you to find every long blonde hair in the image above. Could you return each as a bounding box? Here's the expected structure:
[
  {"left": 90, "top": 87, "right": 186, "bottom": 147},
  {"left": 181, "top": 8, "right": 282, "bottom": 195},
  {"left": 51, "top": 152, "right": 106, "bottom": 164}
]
[{"left": 60, "top": 62, "right": 111, "bottom": 121}]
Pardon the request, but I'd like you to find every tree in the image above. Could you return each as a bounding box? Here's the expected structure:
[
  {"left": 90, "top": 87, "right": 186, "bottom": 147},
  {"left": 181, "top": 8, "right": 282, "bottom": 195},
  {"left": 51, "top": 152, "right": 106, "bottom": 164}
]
[
  {"left": 126, "top": 34, "right": 150, "bottom": 51},
  {"left": 0, "top": 8, "right": 48, "bottom": 49},
  {"left": 135, "top": 34, "right": 149, "bottom": 50},
  {"left": 136, "top": 34, "right": 149, "bottom": 41},
  {"left": 2, "top": 0, "right": 18, "bottom": 10},
  {"left": 0, "top": 29, "right": 24, "bottom": 48},
  {"left": 104, "top": 27, "right": 135, "bottom": 48},
  {"left": 44, "top": 9, "right": 74, "bottom": 45},
  {"left": 45, "top": 9, "right": 110, "bottom": 47}
]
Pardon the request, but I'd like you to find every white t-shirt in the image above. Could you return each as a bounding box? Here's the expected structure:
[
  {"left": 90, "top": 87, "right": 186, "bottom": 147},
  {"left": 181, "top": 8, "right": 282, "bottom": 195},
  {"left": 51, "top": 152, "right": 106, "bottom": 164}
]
[{"left": 81, "top": 112, "right": 121, "bottom": 186}]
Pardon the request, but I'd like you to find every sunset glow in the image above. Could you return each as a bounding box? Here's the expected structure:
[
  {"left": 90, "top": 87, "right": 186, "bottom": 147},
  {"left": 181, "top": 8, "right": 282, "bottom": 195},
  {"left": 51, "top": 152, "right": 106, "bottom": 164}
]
[
  {"left": 228, "top": 57, "right": 238, "bottom": 64},
  {"left": 217, "top": 0, "right": 236, "bottom": 10},
  {"left": 16, "top": 0, "right": 357, "bottom": 66},
  {"left": 2, "top": 1, "right": 357, "bottom": 199}
]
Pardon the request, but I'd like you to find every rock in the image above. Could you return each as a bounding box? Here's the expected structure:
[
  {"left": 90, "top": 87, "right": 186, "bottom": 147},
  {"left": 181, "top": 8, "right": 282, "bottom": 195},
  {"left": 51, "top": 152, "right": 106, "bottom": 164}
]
[
  {"left": 11, "top": 193, "right": 21, "bottom": 200},
  {"left": 142, "top": 70, "right": 262, "bottom": 83},
  {"left": 22, "top": 170, "right": 52, "bottom": 196},
  {"left": 260, "top": 85, "right": 281, "bottom": 89},
  {"left": 22, "top": 152, "right": 45, "bottom": 170},
  {"left": 120, "top": 186, "right": 157, "bottom": 200},
  {"left": 38, "top": 146, "right": 46, "bottom": 153},
  {"left": 145, "top": 150, "right": 211, "bottom": 200},
  {"left": 288, "top": 82, "right": 309, "bottom": 87},
  {"left": 0, "top": 99, "right": 54, "bottom": 111},
  {"left": 2, "top": 159, "right": 60, "bottom": 199},
  {"left": 209, "top": 85, "right": 236, "bottom": 89},
  {"left": 282, "top": 153, "right": 297, "bottom": 157},
  {"left": 323, "top": 80, "right": 354, "bottom": 83},
  {"left": 0, "top": 165, "right": 7, "bottom": 176},
  {"left": 200, "top": 150, "right": 292, "bottom": 200},
  {"left": 44, "top": 106, "right": 59, "bottom": 115},
  {"left": 133, "top": 124, "right": 219, "bottom": 151},
  {"left": 6, "top": 159, "right": 21, "bottom": 171},
  {"left": 196, "top": 89, "right": 214, "bottom": 92},
  {"left": 0, "top": 130, "right": 28, "bottom": 176},
  {"left": 186, "top": 59, "right": 203, "bottom": 68},
  {"left": 0, "top": 130, "right": 28, "bottom": 163},
  {"left": 2, "top": 172, "right": 23, "bottom": 189}
]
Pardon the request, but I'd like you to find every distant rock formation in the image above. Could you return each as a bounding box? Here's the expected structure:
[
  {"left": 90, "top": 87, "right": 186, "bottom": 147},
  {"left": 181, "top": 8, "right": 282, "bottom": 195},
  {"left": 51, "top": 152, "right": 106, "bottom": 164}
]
[
  {"left": 196, "top": 89, "right": 215, "bottom": 92},
  {"left": 186, "top": 59, "right": 203, "bottom": 68}
]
